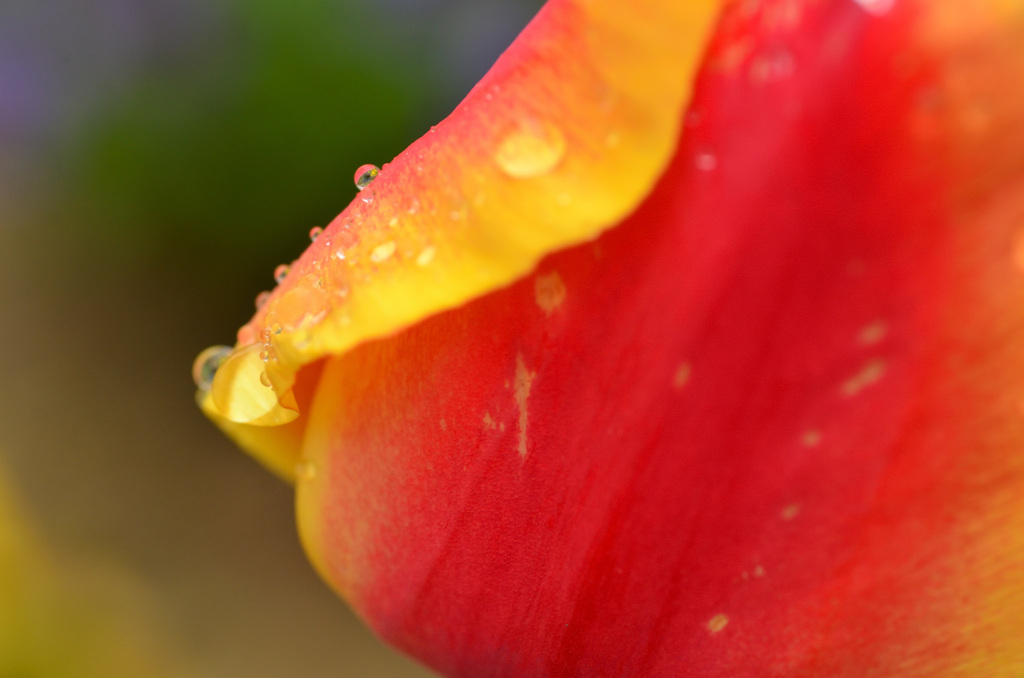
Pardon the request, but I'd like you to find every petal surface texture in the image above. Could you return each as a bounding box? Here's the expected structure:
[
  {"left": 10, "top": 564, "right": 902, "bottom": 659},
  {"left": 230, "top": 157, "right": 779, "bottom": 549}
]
[
  {"left": 198, "top": 0, "right": 719, "bottom": 478},
  {"left": 294, "top": 0, "right": 1024, "bottom": 675}
]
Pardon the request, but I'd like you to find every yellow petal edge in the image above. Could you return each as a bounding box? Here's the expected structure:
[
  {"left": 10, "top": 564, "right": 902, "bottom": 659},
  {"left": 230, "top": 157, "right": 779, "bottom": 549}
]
[{"left": 198, "top": 0, "right": 719, "bottom": 480}]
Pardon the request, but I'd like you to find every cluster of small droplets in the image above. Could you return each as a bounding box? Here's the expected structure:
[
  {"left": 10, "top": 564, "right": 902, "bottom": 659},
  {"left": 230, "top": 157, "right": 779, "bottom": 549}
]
[
  {"left": 192, "top": 345, "right": 232, "bottom": 391},
  {"left": 354, "top": 164, "right": 380, "bottom": 190},
  {"left": 274, "top": 264, "right": 291, "bottom": 284},
  {"left": 259, "top": 327, "right": 277, "bottom": 363},
  {"left": 309, "top": 226, "right": 323, "bottom": 242}
]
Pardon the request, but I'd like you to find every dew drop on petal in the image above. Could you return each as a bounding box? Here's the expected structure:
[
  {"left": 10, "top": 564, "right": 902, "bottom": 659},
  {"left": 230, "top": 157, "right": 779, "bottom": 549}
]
[
  {"left": 853, "top": 0, "right": 895, "bottom": 15},
  {"left": 192, "top": 345, "right": 233, "bottom": 391},
  {"left": 707, "top": 614, "right": 729, "bottom": 634},
  {"left": 271, "top": 323, "right": 282, "bottom": 335},
  {"left": 749, "top": 48, "right": 795, "bottom": 83},
  {"left": 695, "top": 151, "right": 718, "bottom": 171},
  {"left": 254, "top": 291, "right": 271, "bottom": 310},
  {"left": 259, "top": 370, "right": 272, "bottom": 388},
  {"left": 309, "top": 226, "right": 323, "bottom": 242},
  {"left": 354, "top": 164, "right": 380, "bottom": 190},
  {"left": 370, "top": 241, "right": 397, "bottom": 263},
  {"left": 416, "top": 246, "right": 436, "bottom": 266},
  {"left": 274, "top": 264, "right": 291, "bottom": 283},
  {"left": 495, "top": 120, "right": 566, "bottom": 178},
  {"left": 296, "top": 460, "right": 318, "bottom": 481}
]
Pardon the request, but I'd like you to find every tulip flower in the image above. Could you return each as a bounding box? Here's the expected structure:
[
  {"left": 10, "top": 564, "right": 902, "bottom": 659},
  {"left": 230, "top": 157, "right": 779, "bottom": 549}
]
[{"left": 197, "top": 0, "right": 1024, "bottom": 674}]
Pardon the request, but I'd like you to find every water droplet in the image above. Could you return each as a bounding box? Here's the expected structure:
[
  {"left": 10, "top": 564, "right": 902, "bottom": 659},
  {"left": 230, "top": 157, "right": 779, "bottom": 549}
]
[
  {"left": 361, "top": 191, "right": 375, "bottom": 204},
  {"left": 192, "top": 345, "right": 232, "bottom": 391},
  {"left": 707, "top": 614, "right": 729, "bottom": 634},
  {"left": 296, "top": 460, "right": 318, "bottom": 481},
  {"left": 259, "top": 348, "right": 272, "bottom": 363},
  {"left": 259, "top": 370, "right": 272, "bottom": 388},
  {"left": 495, "top": 120, "right": 566, "bottom": 178},
  {"left": 750, "top": 49, "right": 795, "bottom": 83},
  {"left": 416, "top": 246, "right": 436, "bottom": 266},
  {"left": 695, "top": 151, "right": 718, "bottom": 171},
  {"left": 853, "top": 0, "right": 895, "bottom": 15},
  {"left": 370, "top": 241, "right": 397, "bottom": 263},
  {"left": 309, "top": 226, "right": 323, "bottom": 242},
  {"left": 293, "top": 330, "right": 313, "bottom": 350},
  {"left": 354, "top": 164, "right": 380, "bottom": 190},
  {"left": 254, "top": 291, "right": 271, "bottom": 310},
  {"left": 271, "top": 323, "right": 282, "bottom": 335},
  {"left": 274, "top": 264, "right": 290, "bottom": 283},
  {"left": 802, "top": 430, "right": 822, "bottom": 447}
]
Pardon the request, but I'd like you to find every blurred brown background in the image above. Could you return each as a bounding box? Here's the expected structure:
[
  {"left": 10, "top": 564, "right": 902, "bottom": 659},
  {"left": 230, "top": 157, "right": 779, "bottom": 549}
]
[{"left": 0, "top": 0, "right": 540, "bottom": 674}]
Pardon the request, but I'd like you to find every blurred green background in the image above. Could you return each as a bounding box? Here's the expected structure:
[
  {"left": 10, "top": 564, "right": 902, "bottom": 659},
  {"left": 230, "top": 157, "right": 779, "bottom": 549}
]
[{"left": 0, "top": 0, "right": 541, "bottom": 675}]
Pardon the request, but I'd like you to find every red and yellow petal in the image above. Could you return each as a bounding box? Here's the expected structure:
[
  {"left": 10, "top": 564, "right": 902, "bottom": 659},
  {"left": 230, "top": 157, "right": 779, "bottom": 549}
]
[
  {"left": 197, "top": 0, "right": 719, "bottom": 479},
  {"left": 287, "top": 0, "right": 1024, "bottom": 675}
]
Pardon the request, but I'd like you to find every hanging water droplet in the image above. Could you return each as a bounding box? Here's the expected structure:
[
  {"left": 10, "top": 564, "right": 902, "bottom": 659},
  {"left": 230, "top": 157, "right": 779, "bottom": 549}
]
[
  {"left": 354, "top": 164, "right": 380, "bottom": 190},
  {"left": 192, "top": 345, "right": 232, "bottom": 391},
  {"left": 309, "top": 226, "right": 323, "bottom": 242},
  {"left": 274, "top": 264, "right": 290, "bottom": 283},
  {"left": 254, "top": 291, "right": 271, "bottom": 310},
  {"left": 495, "top": 120, "right": 566, "bottom": 178}
]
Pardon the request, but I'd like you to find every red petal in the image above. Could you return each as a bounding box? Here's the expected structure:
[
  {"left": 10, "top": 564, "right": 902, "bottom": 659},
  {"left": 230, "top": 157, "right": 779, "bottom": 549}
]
[{"left": 297, "top": 1, "right": 1024, "bottom": 674}]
